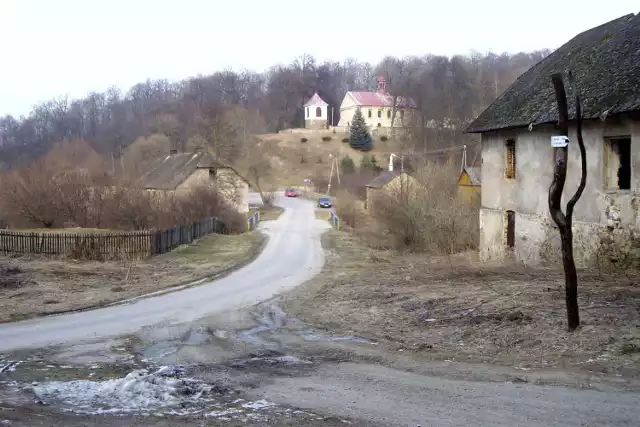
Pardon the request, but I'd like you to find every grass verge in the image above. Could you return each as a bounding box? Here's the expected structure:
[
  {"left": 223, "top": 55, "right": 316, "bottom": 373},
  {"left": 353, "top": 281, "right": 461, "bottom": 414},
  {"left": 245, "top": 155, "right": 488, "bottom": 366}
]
[
  {"left": 315, "top": 210, "right": 332, "bottom": 221},
  {"left": 258, "top": 205, "right": 285, "bottom": 221},
  {"left": 0, "top": 232, "right": 266, "bottom": 323},
  {"left": 284, "top": 230, "right": 640, "bottom": 378}
]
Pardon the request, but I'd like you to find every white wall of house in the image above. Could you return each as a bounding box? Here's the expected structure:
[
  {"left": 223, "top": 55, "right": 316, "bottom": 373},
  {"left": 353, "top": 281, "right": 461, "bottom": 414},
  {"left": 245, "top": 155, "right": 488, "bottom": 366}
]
[
  {"left": 305, "top": 104, "right": 328, "bottom": 121},
  {"left": 177, "top": 168, "right": 249, "bottom": 214},
  {"left": 337, "top": 93, "right": 412, "bottom": 129},
  {"left": 479, "top": 116, "right": 640, "bottom": 266}
]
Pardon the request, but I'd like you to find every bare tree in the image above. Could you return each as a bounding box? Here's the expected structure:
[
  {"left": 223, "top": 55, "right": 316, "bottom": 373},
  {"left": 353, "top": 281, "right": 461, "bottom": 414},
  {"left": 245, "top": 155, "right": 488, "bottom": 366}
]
[
  {"left": 0, "top": 50, "right": 550, "bottom": 170},
  {"left": 3, "top": 160, "right": 62, "bottom": 228},
  {"left": 549, "top": 72, "right": 587, "bottom": 331}
]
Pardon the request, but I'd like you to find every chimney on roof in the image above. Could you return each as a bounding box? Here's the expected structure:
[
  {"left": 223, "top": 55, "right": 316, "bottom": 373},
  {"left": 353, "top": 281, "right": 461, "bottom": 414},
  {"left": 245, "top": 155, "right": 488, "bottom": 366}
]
[
  {"left": 377, "top": 76, "right": 386, "bottom": 94},
  {"left": 193, "top": 145, "right": 203, "bottom": 153},
  {"left": 169, "top": 148, "right": 177, "bottom": 155}
]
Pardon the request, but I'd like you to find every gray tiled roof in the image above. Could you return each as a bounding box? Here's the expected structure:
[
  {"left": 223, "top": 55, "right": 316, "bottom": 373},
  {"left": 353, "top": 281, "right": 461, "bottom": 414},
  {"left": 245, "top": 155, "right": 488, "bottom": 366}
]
[
  {"left": 137, "top": 152, "right": 225, "bottom": 190},
  {"left": 466, "top": 13, "right": 640, "bottom": 133}
]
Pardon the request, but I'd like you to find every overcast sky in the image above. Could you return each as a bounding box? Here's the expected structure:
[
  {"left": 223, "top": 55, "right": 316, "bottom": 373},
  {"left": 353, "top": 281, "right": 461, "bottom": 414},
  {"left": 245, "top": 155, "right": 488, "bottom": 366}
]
[{"left": 0, "top": 0, "right": 637, "bottom": 117}]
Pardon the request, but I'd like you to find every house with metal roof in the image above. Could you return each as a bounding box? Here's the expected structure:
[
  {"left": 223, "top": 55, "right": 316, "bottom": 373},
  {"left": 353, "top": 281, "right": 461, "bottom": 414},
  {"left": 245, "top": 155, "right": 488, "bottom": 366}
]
[
  {"left": 457, "top": 166, "right": 481, "bottom": 203},
  {"left": 337, "top": 76, "right": 416, "bottom": 130},
  {"left": 136, "top": 149, "right": 249, "bottom": 213},
  {"left": 465, "top": 12, "right": 640, "bottom": 266},
  {"left": 304, "top": 92, "right": 329, "bottom": 130},
  {"left": 364, "top": 155, "right": 418, "bottom": 213}
]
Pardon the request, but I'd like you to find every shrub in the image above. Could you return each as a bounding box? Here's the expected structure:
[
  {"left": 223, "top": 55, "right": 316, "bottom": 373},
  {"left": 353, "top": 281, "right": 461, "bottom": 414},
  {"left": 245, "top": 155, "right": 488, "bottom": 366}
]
[
  {"left": 370, "top": 160, "right": 479, "bottom": 254},
  {"left": 312, "top": 172, "right": 329, "bottom": 194},
  {"left": 300, "top": 137, "right": 308, "bottom": 143},
  {"left": 341, "top": 137, "right": 349, "bottom": 143},
  {"left": 334, "top": 190, "right": 359, "bottom": 228},
  {"left": 340, "top": 155, "right": 356, "bottom": 175},
  {"left": 380, "top": 135, "right": 388, "bottom": 142},
  {"left": 262, "top": 191, "right": 276, "bottom": 206},
  {"left": 322, "top": 136, "right": 332, "bottom": 142}
]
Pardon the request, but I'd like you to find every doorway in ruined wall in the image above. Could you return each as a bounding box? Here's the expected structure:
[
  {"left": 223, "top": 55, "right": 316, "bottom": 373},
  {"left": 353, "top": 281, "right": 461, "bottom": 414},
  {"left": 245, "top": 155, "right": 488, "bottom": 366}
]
[{"left": 506, "top": 210, "right": 515, "bottom": 249}]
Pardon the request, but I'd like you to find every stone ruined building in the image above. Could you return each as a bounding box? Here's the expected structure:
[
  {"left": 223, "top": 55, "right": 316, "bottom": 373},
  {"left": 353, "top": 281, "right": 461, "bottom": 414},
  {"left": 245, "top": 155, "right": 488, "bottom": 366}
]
[
  {"left": 465, "top": 12, "right": 640, "bottom": 267},
  {"left": 136, "top": 148, "right": 249, "bottom": 213}
]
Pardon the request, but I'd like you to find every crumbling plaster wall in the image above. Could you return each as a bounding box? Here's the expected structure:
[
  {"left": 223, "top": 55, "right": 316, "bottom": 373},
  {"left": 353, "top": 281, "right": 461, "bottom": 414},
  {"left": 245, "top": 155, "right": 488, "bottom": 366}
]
[{"left": 479, "top": 116, "right": 640, "bottom": 266}]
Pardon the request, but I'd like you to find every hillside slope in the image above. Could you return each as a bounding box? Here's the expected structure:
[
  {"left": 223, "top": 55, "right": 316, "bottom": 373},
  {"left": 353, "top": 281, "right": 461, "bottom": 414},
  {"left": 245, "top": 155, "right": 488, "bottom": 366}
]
[{"left": 260, "top": 130, "right": 401, "bottom": 187}]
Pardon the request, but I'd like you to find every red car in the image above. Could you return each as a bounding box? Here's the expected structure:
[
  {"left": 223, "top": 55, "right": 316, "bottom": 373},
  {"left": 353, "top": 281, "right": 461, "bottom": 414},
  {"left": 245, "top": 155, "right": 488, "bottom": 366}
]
[{"left": 285, "top": 188, "right": 298, "bottom": 197}]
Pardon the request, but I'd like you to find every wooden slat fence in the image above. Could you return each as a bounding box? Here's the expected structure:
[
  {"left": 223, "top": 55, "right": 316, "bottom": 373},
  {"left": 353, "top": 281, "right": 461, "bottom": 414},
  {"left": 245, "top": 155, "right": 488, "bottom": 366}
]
[
  {"left": 0, "top": 216, "right": 226, "bottom": 259},
  {"left": 151, "top": 216, "right": 226, "bottom": 255}
]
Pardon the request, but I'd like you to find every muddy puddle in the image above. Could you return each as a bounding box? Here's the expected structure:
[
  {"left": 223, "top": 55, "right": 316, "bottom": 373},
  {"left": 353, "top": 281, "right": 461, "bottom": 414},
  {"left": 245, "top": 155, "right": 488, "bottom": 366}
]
[
  {"left": 1, "top": 302, "right": 373, "bottom": 423},
  {"left": 139, "top": 303, "right": 375, "bottom": 363},
  {"left": 234, "top": 303, "right": 374, "bottom": 346}
]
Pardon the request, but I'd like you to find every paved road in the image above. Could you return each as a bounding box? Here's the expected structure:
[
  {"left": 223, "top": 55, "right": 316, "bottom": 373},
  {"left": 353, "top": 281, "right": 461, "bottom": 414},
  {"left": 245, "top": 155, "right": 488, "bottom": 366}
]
[
  {"left": 250, "top": 361, "right": 640, "bottom": 427},
  {"left": 0, "top": 193, "right": 329, "bottom": 352},
  {"left": 3, "top": 192, "right": 640, "bottom": 427}
]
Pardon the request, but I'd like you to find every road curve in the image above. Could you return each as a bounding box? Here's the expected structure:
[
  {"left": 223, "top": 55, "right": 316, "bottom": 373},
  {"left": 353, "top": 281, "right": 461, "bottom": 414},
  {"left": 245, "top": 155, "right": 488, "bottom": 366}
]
[{"left": 0, "top": 193, "right": 329, "bottom": 352}]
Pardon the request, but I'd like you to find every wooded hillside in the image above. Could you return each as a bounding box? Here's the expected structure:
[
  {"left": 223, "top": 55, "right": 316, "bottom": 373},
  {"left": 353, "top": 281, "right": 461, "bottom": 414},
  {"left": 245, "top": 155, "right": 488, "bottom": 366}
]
[{"left": 0, "top": 51, "right": 550, "bottom": 170}]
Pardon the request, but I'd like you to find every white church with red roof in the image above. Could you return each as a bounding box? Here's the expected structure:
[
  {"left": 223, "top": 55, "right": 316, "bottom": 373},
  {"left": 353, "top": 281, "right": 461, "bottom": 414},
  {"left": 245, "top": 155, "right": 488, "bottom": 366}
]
[{"left": 337, "top": 76, "right": 416, "bottom": 130}]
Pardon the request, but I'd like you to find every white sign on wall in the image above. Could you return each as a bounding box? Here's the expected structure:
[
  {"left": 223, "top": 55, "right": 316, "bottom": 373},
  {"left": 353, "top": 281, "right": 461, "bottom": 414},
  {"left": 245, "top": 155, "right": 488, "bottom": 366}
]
[{"left": 551, "top": 135, "right": 570, "bottom": 148}]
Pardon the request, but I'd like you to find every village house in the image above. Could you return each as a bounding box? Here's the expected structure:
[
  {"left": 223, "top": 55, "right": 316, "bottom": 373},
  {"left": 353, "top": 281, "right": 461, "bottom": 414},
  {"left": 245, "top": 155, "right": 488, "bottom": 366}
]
[
  {"left": 304, "top": 93, "right": 329, "bottom": 130},
  {"left": 457, "top": 166, "right": 481, "bottom": 203},
  {"left": 364, "top": 156, "right": 418, "bottom": 213},
  {"left": 137, "top": 149, "right": 249, "bottom": 213},
  {"left": 465, "top": 12, "right": 640, "bottom": 266},
  {"left": 338, "top": 77, "right": 416, "bottom": 130}
]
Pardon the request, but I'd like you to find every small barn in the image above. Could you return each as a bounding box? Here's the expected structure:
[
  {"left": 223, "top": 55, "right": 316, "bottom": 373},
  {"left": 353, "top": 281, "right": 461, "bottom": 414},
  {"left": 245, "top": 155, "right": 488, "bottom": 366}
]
[
  {"left": 457, "top": 166, "right": 481, "bottom": 202},
  {"left": 365, "top": 171, "right": 418, "bottom": 214},
  {"left": 137, "top": 149, "right": 249, "bottom": 213}
]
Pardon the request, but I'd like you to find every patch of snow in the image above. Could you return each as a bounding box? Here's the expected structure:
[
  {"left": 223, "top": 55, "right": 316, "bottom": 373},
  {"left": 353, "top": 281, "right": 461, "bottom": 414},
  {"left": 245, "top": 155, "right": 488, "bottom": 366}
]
[
  {"left": 32, "top": 365, "right": 221, "bottom": 415},
  {"left": 205, "top": 408, "right": 243, "bottom": 417},
  {"left": 213, "top": 330, "right": 228, "bottom": 339},
  {"left": 273, "top": 355, "right": 312, "bottom": 365},
  {"left": 242, "top": 399, "right": 274, "bottom": 410}
]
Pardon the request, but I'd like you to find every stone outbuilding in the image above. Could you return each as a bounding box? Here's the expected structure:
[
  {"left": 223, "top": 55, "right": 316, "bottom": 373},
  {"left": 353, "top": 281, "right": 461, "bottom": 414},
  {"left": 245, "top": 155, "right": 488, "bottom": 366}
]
[{"left": 137, "top": 149, "right": 249, "bottom": 213}]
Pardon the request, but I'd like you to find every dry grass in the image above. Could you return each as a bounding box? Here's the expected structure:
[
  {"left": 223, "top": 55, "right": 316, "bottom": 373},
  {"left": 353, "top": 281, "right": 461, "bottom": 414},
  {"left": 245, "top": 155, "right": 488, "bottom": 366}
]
[
  {"left": 285, "top": 230, "right": 640, "bottom": 378},
  {"left": 259, "top": 131, "right": 400, "bottom": 187},
  {"left": 0, "top": 232, "right": 266, "bottom": 323},
  {"left": 315, "top": 209, "right": 332, "bottom": 221},
  {"left": 257, "top": 205, "right": 284, "bottom": 221}
]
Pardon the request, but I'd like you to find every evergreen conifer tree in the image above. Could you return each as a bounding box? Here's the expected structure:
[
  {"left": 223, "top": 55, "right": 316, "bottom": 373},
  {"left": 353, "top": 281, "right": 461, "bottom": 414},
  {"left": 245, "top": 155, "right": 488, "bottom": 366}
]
[
  {"left": 340, "top": 155, "right": 356, "bottom": 174},
  {"left": 349, "top": 108, "right": 373, "bottom": 151}
]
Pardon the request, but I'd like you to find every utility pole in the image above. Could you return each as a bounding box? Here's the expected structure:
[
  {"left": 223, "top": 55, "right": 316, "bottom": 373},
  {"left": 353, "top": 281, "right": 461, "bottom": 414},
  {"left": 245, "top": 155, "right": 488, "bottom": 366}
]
[
  {"left": 389, "top": 153, "right": 404, "bottom": 173},
  {"left": 327, "top": 153, "right": 335, "bottom": 195},
  {"left": 461, "top": 145, "right": 467, "bottom": 172}
]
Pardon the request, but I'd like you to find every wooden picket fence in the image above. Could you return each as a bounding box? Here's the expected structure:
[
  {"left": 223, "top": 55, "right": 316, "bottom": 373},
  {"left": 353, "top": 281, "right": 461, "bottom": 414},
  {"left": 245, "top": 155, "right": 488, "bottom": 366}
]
[{"left": 0, "top": 216, "right": 226, "bottom": 259}]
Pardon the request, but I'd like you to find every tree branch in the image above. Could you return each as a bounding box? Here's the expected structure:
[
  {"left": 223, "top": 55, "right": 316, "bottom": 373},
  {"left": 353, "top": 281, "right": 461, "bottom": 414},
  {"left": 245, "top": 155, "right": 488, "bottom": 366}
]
[
  {"left": 549, "top": 73, "right": 569, "bottom": 229},
  {"left": 565, "top": 71, "right": 587, "bottom": 221}
]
